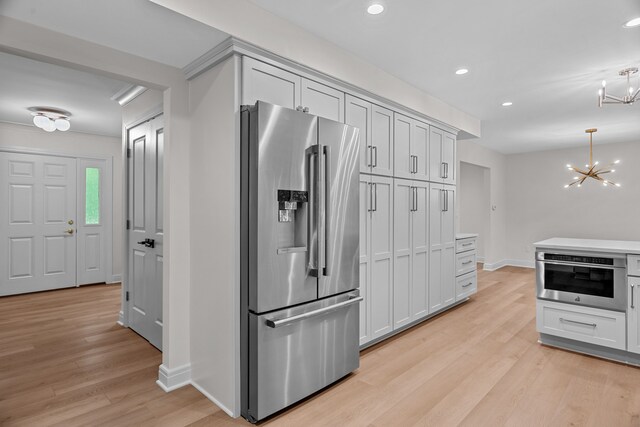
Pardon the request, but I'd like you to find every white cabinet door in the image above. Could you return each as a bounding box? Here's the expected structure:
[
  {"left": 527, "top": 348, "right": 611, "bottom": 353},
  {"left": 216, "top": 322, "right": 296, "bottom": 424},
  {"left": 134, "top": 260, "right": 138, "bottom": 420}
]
[
  {"left": 429, "top": 184, "right": 444, "bottom": 313},
  {"left": 371, "top": 105, "right": 394, "bottom": 177},
  {"left": 242, "top": 57, "right": 301, "bottom": 109},
  {"left": 346, "top": 95, "right": 371, "bottom": 174},
  {"left": 359, "top": 175, "right": 371, "bottom": 345},
  {"left": 429, "top": 127, "right": 444, "bottom": 182},
  {"left": 442, "top": 132, "right": 456, "bottom": 185},
  {"left": 370, "top": 175, "right": 394, "bottom": 339},
  {"left": 393, "top": 113, "right": 412, "bottom": 180},
  {"left": 0, "top": 152, "right": 77, "bottom": 296},
  {"left": 301, "top": 78, "right": 344, "bottom": 122},
  {"left": 629, "top": 277, "right": 640, "bottom": 354},
  {"left": 412, "top": 121, "right": 430, "bottom": 182},
  {"left": 412, "top": 181, "right": 429, "bottom": 319},
  {"left": 393, "top": 179, "right": 412, "bottom": 328},
  {"left": 442, "top": 185, "right": 456, "bottom": 307}
]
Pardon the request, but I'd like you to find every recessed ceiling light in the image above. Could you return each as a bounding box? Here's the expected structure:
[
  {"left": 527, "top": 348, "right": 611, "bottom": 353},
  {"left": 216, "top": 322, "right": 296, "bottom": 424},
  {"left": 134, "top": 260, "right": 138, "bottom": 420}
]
[
  {"left": 455, "top": 68, "right": 469, "bottom": 75},
  {"left": 502, "top": 101, "right": 513, "bottom": 107},
  {"left": 624, "top": 17, "right": 640, "bottom": 28},
  {"left": 367, "top": 4, "right": 384, "bottom": 15}
]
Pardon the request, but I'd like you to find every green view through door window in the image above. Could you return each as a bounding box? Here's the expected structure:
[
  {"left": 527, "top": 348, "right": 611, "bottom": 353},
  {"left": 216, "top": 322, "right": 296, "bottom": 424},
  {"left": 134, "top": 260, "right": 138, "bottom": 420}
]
[{"left": 85, "top": 167, "right": 100, "bottom": 224}]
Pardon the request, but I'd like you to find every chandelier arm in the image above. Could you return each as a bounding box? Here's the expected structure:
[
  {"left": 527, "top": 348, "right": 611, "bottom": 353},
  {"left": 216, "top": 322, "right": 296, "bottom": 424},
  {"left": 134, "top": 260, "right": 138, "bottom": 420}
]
[
  {"left": 604, "top": 94, "right": 625, "bottom": 102},
  {"left": 633, "top": 87, "right": 640, "bottom": 100}
]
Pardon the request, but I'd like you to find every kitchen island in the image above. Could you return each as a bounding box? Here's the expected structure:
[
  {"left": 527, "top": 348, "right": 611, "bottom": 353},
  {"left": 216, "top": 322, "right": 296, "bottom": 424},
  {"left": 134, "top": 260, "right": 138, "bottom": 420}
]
[{"left": 534, "top": 237, "right": 640, "bottom": 366}]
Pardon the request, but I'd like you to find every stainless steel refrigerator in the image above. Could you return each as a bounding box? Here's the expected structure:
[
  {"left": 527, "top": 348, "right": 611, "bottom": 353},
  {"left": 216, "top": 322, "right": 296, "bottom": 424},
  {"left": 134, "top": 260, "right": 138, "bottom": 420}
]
[{"left": 240, "top": 101, "right": 361, "bottom": 422}]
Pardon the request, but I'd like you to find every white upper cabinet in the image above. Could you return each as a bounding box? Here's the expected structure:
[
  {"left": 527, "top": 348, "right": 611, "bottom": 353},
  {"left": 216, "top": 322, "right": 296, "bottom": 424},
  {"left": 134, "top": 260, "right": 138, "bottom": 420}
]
[
  {"left": 243, "top": 57, "right": 344, "bottom": 122},
  {"left": 301, "top": 78, "right": 344, "bottom": 122},
  {"left": 429, "top": 127, "right": 456, "bottom": 185},
  {"left": 242, "top": 57, "right": 301, "bottom": 109},
  {"left": 394, "top": 114, "right": 429, "bottom": 182},
  {"left": 345, "top": 95, "right": 393, "bottom": 176}
]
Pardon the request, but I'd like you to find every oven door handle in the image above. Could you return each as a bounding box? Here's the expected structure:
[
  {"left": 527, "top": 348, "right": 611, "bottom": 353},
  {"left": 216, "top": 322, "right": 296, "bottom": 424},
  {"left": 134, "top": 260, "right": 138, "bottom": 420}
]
[{"left": 540, "top": 260, "right": 619, "bottom": 270}]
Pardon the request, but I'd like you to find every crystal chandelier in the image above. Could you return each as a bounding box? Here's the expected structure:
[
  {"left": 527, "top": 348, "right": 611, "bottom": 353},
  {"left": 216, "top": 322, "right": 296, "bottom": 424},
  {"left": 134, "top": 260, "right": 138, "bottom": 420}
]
[
  {"left": 598, "top": 67, "right": 639, "bottom": 106},
  {"left": 565, "top": 129, "right": 620, "bottom": 188},
  {"left": 28, "top": 107, "right": 71, "bottom": 132}
]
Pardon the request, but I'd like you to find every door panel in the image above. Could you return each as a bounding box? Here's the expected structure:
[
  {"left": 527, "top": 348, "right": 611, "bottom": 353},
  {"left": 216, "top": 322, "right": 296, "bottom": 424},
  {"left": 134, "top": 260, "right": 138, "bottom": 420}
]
[
  {"left": 442, "top": 187, "right": 456, "bottom": 307},
  {"left": 413, "top": 121, "right": 429, "bottom": 181},
  {"left": 412, "top": 182, "right": 429, "bottom": 319},
  {"left": 393, "top": 179, "right": 411, "bottom": 328},
  {"left": 359, "top": 176, "right": 371, "bottom": 345},
  {"left": 128, "top": 115, "right": 164, "bottom": 349},
  {"left": 242, "top": 57, "right": 301, "bottom": 109},
  {"left": 301, "top": 78, "right": 344, "bottom": 122},
  {"left": 371, "top": 176, "right": 393, "bottom": 338},
  {"left": 371, "top": 105, "right": 393, "bottom": 177},
  {"left": 429, "top": 184, "right": 444, "bottom": 313},
  {"left": 628, "top": 277, "right": 640, "bottom": 354},
  {"left": 443, "top": 132, "right": 456, "bottom": 185},
  {"left": 318, "top": 118, "right": 360, "bottom": 298},
  {"left": 393, "top": 113, "right": 412, "bottom": 179},
  {"left": 0, "top": 152, "right": 76, "bottom": 296},
  {"left": 429, "top": 127, "right": 444, "bottom": 182},
  {"left": 345, "top": 95, "right": 371, "bottom": 174}
]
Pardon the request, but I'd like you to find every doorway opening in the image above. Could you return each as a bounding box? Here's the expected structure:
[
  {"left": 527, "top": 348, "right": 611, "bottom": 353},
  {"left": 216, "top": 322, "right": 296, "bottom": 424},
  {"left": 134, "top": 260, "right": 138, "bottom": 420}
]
[{"left": 459, "top": 161, "right": 490, "bottom": 265}]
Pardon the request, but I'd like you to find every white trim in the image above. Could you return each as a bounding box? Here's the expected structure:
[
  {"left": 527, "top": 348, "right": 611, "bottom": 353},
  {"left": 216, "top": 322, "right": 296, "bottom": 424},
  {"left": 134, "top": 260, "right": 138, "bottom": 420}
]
[
  {"left": 111, "top": 84, "right": 148, "bottom": 107},
  {"left": 110, "top": 274, "right": 122, "bottom": 283},
  {"left": 117, "top": 310, "right": 124, "bottom": 326},
  {"left": 156, "top": 363, "right": 191, "bottom": 392},
  {"left": 483, "top": 259, "right": 535, "bottom": 271},
  {"left": 476, "top": 256, "right": 485, "bottom": 263},
  {"left": 190, "top": 380, "right": 237, "bottom": 418}
]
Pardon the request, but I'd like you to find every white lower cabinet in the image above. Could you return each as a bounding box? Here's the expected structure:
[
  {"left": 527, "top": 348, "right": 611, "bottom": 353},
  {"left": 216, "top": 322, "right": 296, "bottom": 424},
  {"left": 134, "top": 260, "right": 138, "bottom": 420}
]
[
  {"left": 429, "top": 184, "right": 456, "bottom": 313},
  {"left": 393, "top": 179, "right": 429, "bottom": 329},
  {"left": 359, "top": 174, "right": 394, "bottom": 345},
  {"left": 537, "top": 300, "right": 626, "bottom": 351},
  {"left": 628, "top": 276, "right": 640, "bottom": 354}
]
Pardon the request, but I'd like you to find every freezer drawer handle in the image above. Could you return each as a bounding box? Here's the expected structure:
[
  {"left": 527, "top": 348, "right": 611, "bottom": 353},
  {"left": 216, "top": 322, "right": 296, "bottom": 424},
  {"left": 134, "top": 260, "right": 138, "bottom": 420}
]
[
  {"left": 559, "top": 318, "right": 597, "bottom": 328},
  {"left": 277, "top": 247, "right": 307, "bottom": 255},
  {"left": 264, "top": 295, "right": 364, "bottom": 328}
]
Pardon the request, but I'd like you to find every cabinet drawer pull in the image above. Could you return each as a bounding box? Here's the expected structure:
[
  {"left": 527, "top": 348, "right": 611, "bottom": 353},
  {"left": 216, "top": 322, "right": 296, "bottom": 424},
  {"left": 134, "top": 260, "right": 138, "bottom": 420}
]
[
  {"left": 462, "top": 260, "right": 473, "bottom": 265},
  {"left": 462, "top": 242, "right": 473, "bottom": 247},
  {"left": 462, "top": 282, "right": 474, "bottom": 288},
  {"left": 559, "top": 318, "right": 597, "bottom": 328}
]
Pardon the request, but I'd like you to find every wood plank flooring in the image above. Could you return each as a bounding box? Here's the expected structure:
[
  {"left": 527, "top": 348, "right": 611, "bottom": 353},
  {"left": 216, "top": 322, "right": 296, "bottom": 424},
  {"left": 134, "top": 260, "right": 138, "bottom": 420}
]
[{"left": 2, "top": 267, "right": 640, "bottom": 426}]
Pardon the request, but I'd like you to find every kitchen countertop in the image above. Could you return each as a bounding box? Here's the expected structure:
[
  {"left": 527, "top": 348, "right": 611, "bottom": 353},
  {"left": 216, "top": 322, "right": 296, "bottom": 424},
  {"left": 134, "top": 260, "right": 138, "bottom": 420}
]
[
  {"left": 456, "top": 233, "right": 478, "bottom": 240},
  {"left": 534, "top": 237, "right": 640, "bottom": 254}
]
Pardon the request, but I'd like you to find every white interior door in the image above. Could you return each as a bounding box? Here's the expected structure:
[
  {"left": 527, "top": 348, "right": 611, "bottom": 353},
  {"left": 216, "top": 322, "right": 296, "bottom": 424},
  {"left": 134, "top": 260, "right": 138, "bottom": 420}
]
[
  {"left": 77, "top": 158, "right": 112, "bottom": 285},
  {"left": 127, "top": 115, "right": 163, "bottom": 350},
  {"left": 0, "top": 152, "right": 77, "bottom": 296}
]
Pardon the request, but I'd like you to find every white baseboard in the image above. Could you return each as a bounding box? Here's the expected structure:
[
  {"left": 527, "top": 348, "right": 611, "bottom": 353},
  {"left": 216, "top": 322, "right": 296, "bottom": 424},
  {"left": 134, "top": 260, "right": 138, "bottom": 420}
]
[
  {"left": 191, "top": 380, "right": 237, "bottom": 418},
  {"left": 483, "top": 259, "right": 535, "bottom": 271},
  {"left": 156, "top": 363, "right": 191, "bottom": 392},
  {"left": 109, "top": 274, "right": 122, "bottom": 284},
  {"left": 117, "top": 310, "right": 125, "bottom": 326},
  {"left": 476, "top": 256, "right": 485, "bottom": 263}
]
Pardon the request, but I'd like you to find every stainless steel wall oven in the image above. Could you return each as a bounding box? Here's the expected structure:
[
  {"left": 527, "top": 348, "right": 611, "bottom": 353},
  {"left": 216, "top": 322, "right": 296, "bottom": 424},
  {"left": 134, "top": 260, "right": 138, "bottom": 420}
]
[{"left": 536, "top": 251, "right": 627, "bottom": 311}]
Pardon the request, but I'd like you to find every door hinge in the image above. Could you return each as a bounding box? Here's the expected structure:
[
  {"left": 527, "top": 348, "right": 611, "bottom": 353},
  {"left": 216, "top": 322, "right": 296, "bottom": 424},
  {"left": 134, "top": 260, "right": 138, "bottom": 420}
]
[
  {"left": 126, "top": 291, "right": 130, "bottom": 302},
  {"left": 127, "top": 148, "right": 132, "bottom": 158},
  {"left": 126, "top": 219, "right": 130, "bottom": 230}
]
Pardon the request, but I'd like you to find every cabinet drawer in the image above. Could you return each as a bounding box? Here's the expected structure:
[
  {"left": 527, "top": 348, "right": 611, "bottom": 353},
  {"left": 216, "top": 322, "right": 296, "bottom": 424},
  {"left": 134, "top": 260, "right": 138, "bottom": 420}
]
[
  {"left": 536, "top": 300, "right": 626, "bottom": 350},
  {"left": 628, "top": 255, "right": 640, "bottom": 277},
  {"left": 456, "top": 271, "right": 477, "bottom": 300},
  {"left": 456, "top": 252, "right": 476, "bottom": 276},
  {"left": 456, "top": 238, "right": 476, "bottom": 254}
]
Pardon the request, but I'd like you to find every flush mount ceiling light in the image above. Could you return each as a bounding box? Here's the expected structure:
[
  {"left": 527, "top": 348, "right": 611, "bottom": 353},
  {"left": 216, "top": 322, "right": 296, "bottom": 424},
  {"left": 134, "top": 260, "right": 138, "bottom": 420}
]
[
  {"left": 455, "top": 68, "right": 469, "bottom": 75},
  {"left": 624, "top": 17, "right": 640, "bottom": 28},
  {"left": 367, "top": 3, "right": 384, "bottom": 15},
  {"left": 501, "top": 101, "right": 513, "bottom": 106},
  {"left": 598, "top": 67, "right": 639, "bottom": 106},
  {"left": 565, "top": 128, "right": 620, "bottom": 188},
  {"left": 28, "top": 107, "right": 72, "bottom": 132}
]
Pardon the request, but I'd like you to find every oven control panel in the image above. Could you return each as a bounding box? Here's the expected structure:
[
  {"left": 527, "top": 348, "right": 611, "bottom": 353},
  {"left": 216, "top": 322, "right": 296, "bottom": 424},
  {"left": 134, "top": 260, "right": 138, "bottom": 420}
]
[{"left": 543, "top": 253, "right": 614, "bottom": 265}]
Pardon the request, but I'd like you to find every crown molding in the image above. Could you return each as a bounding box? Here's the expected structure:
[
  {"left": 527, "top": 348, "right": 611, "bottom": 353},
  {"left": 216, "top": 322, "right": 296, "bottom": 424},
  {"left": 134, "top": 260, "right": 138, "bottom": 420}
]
[{"left": 111, "top": 84, "right": 148, "bottom": 107}]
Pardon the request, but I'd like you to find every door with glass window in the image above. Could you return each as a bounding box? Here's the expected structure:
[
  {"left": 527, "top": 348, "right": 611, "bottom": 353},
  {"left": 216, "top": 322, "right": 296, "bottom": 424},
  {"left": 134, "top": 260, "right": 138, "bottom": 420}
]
[{"left": 127, "top": 115, "right": 163, "bottom": 350}]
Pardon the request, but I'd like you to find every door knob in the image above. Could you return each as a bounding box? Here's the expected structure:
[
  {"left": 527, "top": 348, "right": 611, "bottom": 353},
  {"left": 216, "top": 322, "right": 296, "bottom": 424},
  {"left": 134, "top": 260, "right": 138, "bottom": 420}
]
[
  {"left": 68, "top": 219, "right": 74, "bottom": 225},
  {"left": 65, "top": 228, "right": 74, "bottom": 235},
  {"left": 137, "top": 238, "right": 155, "bottom": 248}
]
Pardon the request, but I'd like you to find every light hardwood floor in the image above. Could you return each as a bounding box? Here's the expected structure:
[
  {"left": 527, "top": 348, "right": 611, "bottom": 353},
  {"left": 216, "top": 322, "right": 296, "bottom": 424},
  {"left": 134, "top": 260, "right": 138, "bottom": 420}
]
[{"left": 2, "top": 267, "right": 640, "bottom": 426}]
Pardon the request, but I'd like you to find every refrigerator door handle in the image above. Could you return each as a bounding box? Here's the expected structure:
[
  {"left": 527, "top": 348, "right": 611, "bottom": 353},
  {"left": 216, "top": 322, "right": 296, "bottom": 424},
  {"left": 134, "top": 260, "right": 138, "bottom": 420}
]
[
  {"left": 323, "top": 145, "right": 330, "bottom": 277},
  {"left": 307, "top": 146, "right": 320, "bottom": 275},
  {"left": 318, "top": 145, "right": 326, "bottom": 276},
  {"left": 264, "top": 295, "right": 364, "bottom": 328}
]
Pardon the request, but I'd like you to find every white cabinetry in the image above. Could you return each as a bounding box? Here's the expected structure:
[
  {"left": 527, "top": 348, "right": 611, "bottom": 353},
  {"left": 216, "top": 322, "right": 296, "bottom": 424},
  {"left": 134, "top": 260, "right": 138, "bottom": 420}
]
[
  {"left": 627, "top": 264, "right": 640, "bottom": 354},
  {"left": 345, "top": 95, "right": 393, "bottom": 176},
  {"left": 243, "top": 57, "right": 344, "bottom": 121},
  {"left": 429, "top": 184, "right": 456, "bottom": 313},
  {"left": 393, "top": 179, "right": 429, "bottom": 328},
  {"left": 359, "top": 175, "right": 394, "bottom": 345},
  {"left": 455, "top": 236, "right": 477, "bottom": 300},
  {"left": 393, "top": 114, "right": 429, "bottom": 181},
  {"left": 429, "top": 127, "right": 456, "bottom": 185}
]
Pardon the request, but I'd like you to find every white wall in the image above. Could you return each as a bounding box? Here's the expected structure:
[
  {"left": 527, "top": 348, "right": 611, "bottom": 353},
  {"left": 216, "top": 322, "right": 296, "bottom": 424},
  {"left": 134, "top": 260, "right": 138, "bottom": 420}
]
[
  {"left": 188, "top": 56, "right": 239, "bottom": 416},
  {"left": 506, "top": 140, "right": 640, "bottom": 265},
  {"left": 0, "top": 121, "right": 123, "bottom": 280},
  {"left": 122, "top": 89, "right": 163, "bottom": 126},
  {"left": 150, "top": 0, "right": 481, "bottom": 138},
  {"left": 459, "top": 162, "right": 489, "bottom": 260},
  {"left": 457, "top": 140, "right": 508, "bottom": 269}
]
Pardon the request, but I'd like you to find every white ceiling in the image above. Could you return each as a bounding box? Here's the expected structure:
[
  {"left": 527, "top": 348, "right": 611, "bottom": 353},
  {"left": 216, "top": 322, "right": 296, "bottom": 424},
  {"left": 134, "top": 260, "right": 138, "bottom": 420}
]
[
  {"left": 0, "top": 52, "right": 128, "bottom": 137},
  {"left": 0, "top": 0, "right": 230, "bottom": 137},
  {"left": 248, "top": 0, "right": 640, "bottom": 153}
]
